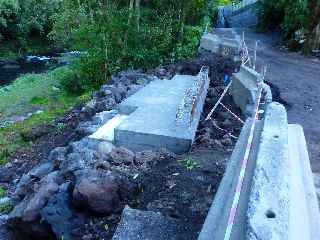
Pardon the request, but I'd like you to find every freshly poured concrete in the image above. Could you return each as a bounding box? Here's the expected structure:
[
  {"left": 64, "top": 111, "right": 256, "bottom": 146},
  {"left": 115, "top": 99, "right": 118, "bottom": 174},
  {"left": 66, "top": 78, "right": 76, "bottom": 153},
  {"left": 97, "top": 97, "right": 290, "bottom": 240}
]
[
  {"left": 89, "top": 114, "right": 129, "bottom": 142},
  {"left": 114, "top": 73, "right": 209, "bottom": 154}
]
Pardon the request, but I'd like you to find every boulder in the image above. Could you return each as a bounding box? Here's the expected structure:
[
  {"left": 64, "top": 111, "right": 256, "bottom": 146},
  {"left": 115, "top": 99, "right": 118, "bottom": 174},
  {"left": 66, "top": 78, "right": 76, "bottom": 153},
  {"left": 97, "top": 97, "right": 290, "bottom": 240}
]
[
  {"left": 73, "top": 170, "right": 119, "bottom": 214},
  {"left": 14, "top": 174, "right": 34, "bottom": 199},
  {"left": 94, "top": 97, "right": 116, "bottom": 112},
  {"left": 112, "top": 206, "right": 182, "bottom": 240},
  {"left": 109, "top": 70, "right": 152, "bottom": 86},
  {"left": 29, "top": 162, "right": 55, "bottom": 179},
  {"left": 61, "top": 150, "right": 98, "bottom": 172},
  {"left": 75, "top": 121, "right": 99, "bottom": 136},
  {"left": 21, "top": 172, "right": 60, "bottom": 222},
  {"left": 100, "top": 85, "right": 124, "bottom": 103},
  {"left": 48, "top": 147, "right": 67, "bottom": 167},
  {"left": 110, "top": 147, "right": 135, "bottom": 165},
  {"left": 221, "top": 134, "right": 233, "bottom": 147},
  {"left": 41, "top": 183, "right": 86, "bottom": 240},
  {"left": 68, "top": 138, "right": 100, "bottom": 153},
  {"left": 20, "top": 124, "right": 54, "bottom": 141},
  {"left": 8, "top": 172, "right": 61, "bottom": 240}
]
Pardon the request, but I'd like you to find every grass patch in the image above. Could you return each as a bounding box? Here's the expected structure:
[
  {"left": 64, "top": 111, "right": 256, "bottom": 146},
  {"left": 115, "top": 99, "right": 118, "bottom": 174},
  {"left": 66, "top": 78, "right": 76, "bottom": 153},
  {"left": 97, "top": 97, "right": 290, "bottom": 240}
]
[
  {"left": 30, "top": 96, "right": 50, "bottom": 105},
  {"left": 0, "top": 66, "right": 76, "bottom": 118},
  {"left": 0, "top": 67, "right": 92, "bottom": 165}
]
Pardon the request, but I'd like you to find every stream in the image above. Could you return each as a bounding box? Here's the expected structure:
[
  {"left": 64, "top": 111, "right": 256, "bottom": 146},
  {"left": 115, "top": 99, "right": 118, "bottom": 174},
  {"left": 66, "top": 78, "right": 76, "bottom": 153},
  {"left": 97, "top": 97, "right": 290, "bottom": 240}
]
[{"left": 0, "top": 51, "right": 82, "bottom": 87}]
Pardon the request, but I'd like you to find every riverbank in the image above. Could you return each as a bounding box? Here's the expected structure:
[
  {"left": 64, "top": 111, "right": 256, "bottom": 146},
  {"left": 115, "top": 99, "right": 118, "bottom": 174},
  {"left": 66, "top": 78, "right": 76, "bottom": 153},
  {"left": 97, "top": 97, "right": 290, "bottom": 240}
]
[{"left": 0, "top": 66, "right": 91, "bottom": 166}]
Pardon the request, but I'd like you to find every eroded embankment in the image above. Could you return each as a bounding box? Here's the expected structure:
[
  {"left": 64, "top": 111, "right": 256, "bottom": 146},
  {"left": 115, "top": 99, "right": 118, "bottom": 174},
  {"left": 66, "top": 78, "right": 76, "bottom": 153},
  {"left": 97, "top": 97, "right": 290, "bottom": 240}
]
[{"left": 0, "top": 53, "right": 242, "bottom": 240}]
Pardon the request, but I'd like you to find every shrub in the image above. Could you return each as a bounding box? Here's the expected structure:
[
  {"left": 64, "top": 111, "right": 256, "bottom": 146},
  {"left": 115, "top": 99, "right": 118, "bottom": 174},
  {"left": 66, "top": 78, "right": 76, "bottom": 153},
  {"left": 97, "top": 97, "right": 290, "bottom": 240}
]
[
  {"left": 49, "top": 0, "right": 213, "bottom": 93},
  {"left": 257, "top": 0, "right": 320, "bottom": 53},
  {"left": 58, "top": 67, "right": 84, "bottom": 94}
]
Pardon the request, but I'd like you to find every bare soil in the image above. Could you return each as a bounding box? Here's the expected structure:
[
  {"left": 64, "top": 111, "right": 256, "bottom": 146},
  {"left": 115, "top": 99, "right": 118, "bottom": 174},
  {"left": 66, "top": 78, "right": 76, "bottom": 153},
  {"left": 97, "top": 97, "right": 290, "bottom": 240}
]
[{"left": 0, "top": 54, "right": 243, "bottom": 240}]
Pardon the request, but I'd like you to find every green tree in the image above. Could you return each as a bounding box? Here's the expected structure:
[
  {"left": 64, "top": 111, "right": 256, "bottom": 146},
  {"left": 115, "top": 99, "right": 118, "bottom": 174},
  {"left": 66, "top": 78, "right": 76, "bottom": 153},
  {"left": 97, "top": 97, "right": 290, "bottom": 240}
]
[{"left": 50, "top": 0, "right": 209, "bottom": 93}]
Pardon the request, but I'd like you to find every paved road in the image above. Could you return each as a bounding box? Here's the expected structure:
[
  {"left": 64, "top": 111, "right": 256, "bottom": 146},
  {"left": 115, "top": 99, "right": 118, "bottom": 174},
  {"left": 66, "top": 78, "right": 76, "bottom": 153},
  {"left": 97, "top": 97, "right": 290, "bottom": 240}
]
[{"left": 235, "top": 29, "right": 320, "bottom": 175}]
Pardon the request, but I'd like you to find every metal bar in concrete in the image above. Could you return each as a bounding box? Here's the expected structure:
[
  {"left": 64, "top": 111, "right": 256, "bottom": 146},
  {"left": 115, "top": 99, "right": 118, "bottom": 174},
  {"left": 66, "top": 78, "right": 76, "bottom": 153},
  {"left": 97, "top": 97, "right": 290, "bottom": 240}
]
[{"left": 205, "top": 81, "right": 232, "bottom": 121}]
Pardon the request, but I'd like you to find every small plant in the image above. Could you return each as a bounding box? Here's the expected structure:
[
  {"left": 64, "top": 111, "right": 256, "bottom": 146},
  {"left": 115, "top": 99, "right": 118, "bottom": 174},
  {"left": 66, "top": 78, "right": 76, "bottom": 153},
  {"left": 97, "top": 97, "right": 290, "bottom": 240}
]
[
  {"left": 78, "top": 93, "right": 92, "bottom": 103},
  {"left": 182, "top": 157, "right": 199, "bottom": 170},
  {"left": 0, "top": 186, "right": 6, "bottom": 197},
  {"left": 0, "top": 202, "right": 12, "bottom": 213}
]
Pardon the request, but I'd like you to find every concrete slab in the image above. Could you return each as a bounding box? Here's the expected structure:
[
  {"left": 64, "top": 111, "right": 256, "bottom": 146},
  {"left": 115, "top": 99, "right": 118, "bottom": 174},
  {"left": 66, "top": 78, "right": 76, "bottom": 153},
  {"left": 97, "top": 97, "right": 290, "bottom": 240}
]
[
  {"left": 89, "top": 114, "right": 129, "bottom": 142},
  {"left": 199, "top": 29, "right": 241, "bottom": 61},
  {"left": 112, "top": 206, "right": 182, "bottom": 240},
  {"left": 114, "top": 69, "right": 209, "bottom": 154}
]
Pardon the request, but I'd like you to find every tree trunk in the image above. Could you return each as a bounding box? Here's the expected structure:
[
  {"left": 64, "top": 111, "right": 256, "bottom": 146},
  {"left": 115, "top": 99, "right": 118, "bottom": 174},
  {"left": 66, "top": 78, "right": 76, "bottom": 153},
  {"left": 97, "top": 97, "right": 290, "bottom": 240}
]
[
  {"left": 124, "top": 0, "right": 135, "bottom": 48},
  {"left": 135, "top": 0, "right": 141, "bottom": 31},
  {"left": 128, "top": 0, "right": 134, "bottom": 25}
]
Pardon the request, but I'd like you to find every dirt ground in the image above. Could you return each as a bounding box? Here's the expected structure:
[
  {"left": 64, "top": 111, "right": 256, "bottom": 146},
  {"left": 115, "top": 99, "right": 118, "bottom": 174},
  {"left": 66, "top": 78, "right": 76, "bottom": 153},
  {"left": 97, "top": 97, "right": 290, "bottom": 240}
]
[
  {"left": 0, "top": 54, "right": 244, "bottom": 240},
  {"left": 238, "top": 29, "right": 320, "bottom": 174},
  {"left": 81, "top": 56, "right": 243, "bottom": 240}
]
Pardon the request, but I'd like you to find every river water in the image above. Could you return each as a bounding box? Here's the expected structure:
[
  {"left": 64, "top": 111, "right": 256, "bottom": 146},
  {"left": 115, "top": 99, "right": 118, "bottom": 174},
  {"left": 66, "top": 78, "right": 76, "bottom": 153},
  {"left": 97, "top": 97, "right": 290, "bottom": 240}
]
[
  {"left": 0, "top": 57, "right": 57, "bottom": 87},
  {"left": 0, "top": 51, "right": 81, "bottom": 87}
]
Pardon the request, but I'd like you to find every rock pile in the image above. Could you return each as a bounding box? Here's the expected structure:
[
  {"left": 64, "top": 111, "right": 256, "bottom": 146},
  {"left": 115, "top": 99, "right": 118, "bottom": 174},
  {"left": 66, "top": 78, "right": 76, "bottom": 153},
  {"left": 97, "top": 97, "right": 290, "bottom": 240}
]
[{"left": 1, "top": 70, "right": 159, "bottom": 240}]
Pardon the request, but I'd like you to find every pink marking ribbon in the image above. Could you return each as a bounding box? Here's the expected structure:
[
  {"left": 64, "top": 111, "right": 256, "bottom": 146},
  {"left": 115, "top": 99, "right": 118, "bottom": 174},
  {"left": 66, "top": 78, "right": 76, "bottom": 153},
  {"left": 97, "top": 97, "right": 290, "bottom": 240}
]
[{"left": 223, "top": 87, "right": 263, "bottom": 240}]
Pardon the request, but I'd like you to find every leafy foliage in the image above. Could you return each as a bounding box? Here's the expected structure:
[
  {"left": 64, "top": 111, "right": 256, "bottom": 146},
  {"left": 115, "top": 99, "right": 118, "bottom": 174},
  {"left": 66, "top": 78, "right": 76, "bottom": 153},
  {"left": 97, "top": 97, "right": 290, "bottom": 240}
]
[
  {"left": 257, "top": 0, "right": 320, "bottom": 52},
  {"left": 50, "top": 0, "right": 212, "bottom": 93},
  {"left": 0, "top": 0, "right": 59, "bottom": 42}
]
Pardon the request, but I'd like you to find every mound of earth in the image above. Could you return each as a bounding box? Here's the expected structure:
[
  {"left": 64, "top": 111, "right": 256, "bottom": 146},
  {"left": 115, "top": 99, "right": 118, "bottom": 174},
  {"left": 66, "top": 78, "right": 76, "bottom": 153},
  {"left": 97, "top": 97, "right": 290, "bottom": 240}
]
[{"left": 0, "top": 53, "right": 242, "bottom": 240}]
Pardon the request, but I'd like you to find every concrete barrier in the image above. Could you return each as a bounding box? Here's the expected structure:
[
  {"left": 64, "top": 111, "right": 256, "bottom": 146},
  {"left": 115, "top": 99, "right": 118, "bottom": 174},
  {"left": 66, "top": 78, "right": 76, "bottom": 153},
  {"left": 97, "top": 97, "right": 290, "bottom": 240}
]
[
  {"left": 198, "top": 118, "right": 263, "bottom": 240},
  {"left": 198, "top": 8, "right": 319, "bottom": 240},
  {"left": 231, "top": 65, "right": 272, "bottom": 116},
  {"left": 247, "top": 103, "right": 290, "bottom": 240},
  {"left": 288, "top": 124, "right": 320, "bottom": 240},
  {"left": 199, "top": 102, "right": 320, "bottom": 240}
]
